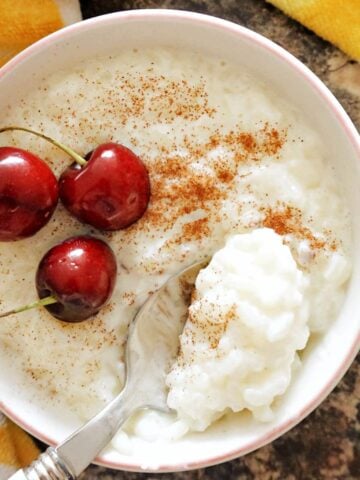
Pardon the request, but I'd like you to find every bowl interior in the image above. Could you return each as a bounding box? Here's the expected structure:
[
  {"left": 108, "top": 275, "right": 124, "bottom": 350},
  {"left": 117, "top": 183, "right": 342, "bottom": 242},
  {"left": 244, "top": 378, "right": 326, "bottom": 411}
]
[{"left": 0, "top": 10, "right": 359, "bottom": 472}]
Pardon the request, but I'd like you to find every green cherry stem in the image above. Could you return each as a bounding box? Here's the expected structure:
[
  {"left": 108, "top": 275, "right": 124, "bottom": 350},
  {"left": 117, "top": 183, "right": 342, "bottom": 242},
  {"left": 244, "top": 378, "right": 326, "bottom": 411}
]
[
  {"left": 0, "top": 295, "right": 58, "bottom": 318},
  {"left": 0, "top": 126, "right": 87, "bottom": 166}
]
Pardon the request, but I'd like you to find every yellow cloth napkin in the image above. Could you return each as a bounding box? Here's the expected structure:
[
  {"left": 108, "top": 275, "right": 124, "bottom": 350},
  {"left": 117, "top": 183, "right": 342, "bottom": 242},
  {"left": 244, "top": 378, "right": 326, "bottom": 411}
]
[
  {"left": 0, "top": 414, "right": 40, "bottom": 478},
  {"left": 267, "top": 0, "right": 360, "bottom": 60},
  {"left": 0, "top": 0, "right": 82, "bottom": 67}
]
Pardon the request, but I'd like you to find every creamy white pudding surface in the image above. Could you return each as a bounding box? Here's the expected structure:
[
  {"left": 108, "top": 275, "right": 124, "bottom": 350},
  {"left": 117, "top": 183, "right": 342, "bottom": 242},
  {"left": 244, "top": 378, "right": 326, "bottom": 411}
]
[{"left": 0, "top": 48, "right": 351, "bottom": 449}]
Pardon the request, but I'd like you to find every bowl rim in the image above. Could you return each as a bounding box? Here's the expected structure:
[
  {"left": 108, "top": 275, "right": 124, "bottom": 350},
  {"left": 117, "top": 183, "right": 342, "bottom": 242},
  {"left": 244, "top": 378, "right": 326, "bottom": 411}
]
[{"left": 0, "top": 8, "right": 359, "bottom": 473}]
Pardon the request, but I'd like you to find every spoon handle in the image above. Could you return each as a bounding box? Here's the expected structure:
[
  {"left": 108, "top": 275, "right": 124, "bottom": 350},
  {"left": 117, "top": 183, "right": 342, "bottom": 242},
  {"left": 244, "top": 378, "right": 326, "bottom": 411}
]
[
  {"left": 8, "top": 448, "right": 72, "bottom": 480},
  {"left": 9, "top": 389, "right": 135, "bottom": 480}
]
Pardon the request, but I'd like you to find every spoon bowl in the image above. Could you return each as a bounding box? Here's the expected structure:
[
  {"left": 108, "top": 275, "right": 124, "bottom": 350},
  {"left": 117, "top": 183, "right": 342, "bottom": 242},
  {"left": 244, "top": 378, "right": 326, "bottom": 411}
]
[
  {"left": 125, "top": 259, "right": 208, "bottom": 413},
  {"left": 10, "top": 260, "right": 207, "bottom": 480}
]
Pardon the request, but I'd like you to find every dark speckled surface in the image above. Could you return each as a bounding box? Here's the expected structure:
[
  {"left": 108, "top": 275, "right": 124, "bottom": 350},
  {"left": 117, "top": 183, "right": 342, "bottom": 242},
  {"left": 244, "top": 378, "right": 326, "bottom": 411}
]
[{"left": 75, "top": 1, "right": 359, "bottom": 478}]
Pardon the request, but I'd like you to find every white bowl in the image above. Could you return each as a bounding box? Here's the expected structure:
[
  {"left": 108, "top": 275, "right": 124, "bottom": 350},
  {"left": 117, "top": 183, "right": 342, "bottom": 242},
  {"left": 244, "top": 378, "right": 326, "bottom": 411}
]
[{"left": 0, "top": 9, "right": 359, "bottom": 473}]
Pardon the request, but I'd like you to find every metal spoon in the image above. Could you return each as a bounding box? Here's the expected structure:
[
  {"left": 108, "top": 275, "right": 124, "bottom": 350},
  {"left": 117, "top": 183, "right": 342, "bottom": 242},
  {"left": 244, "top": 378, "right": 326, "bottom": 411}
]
[{"left": 9, "top": 259, "right": 207, "bottom": 480}]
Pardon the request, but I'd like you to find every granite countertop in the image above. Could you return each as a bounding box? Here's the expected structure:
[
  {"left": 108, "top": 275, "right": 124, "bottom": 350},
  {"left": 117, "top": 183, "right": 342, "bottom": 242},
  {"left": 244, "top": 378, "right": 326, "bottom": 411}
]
[{"left": 75, "top": 1, "right": 359, "bottom": 478}]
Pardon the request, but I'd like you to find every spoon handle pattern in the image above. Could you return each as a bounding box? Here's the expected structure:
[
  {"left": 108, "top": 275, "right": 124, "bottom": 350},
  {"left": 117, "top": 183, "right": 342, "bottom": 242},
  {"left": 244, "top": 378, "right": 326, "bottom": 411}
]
[{"left": 9, "top": 447, "right": 74, "bottom": 480}]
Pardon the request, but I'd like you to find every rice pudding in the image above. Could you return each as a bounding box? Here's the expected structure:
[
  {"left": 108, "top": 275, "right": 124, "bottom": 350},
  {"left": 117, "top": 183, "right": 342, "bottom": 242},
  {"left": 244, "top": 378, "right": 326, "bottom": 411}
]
[
  {"left": 167, "top": 228, "right": 310, "bottom": 431},
  {"left": 0, "top": 47, "right": 351, "bottom": 450}
]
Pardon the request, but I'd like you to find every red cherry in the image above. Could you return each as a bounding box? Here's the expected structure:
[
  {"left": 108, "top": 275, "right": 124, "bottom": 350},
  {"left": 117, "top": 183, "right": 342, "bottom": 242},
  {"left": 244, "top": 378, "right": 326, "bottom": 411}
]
[
  {"left": 35, "top": 236, "right": 117, "bottom": 322},
  {"left": 0, "top": 146, "right": 58, "bottom": 241},
  {"left": 0, "top": 127, "right": 151, "bottom": 231},
  {"left": 59, "top": 143, "right": 150, "bottom": 230}
]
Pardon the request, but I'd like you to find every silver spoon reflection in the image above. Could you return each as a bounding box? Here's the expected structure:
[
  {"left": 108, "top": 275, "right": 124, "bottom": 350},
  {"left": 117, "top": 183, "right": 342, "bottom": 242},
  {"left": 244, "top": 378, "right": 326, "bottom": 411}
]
[{"left": 10, "top": 259, "right": 208, "bottom": 480}]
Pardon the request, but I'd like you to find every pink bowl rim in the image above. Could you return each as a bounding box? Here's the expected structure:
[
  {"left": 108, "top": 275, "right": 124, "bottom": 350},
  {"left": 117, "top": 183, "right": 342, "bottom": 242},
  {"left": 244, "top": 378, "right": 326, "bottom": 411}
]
[{"left": 0, "top": 8, "right": 359, "bottom": 473}]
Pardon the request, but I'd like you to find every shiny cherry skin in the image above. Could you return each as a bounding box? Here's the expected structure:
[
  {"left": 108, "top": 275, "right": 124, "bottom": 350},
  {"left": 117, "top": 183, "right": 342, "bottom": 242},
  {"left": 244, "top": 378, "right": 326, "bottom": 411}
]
[
  {"left": 36, "top": 236, "right": 117, "bottom": 322},
  {"left": 59, "top": 143, "right": 150, "bottom": 231},
  {"left": 0, "top": 147, "right": 58, "bottom": 241}
]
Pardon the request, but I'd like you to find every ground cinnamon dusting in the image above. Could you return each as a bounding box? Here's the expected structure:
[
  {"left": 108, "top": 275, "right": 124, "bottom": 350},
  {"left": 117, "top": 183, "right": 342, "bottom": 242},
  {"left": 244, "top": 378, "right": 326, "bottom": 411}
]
[
  {"left": 262, "top": 203, "right": 335, "bottom": 251},
  {"left": 182, "top": 218, "right": 211, "bottom": 242},
  {"left": 127, "top": 121, "right": 286, "bottom": 250},
  {"left": 177, "top": 303, "right": 237, "bottom": 366}
]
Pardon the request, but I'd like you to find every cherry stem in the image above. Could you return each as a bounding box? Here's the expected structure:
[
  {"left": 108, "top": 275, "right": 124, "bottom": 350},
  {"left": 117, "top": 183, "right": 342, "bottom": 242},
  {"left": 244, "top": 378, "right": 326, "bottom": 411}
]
[
  {"left": 0, "top": 126, "right": 87, "bottom": 166},
  {"left": 0, "top": 296, "right": 58, "bottom": 318}
]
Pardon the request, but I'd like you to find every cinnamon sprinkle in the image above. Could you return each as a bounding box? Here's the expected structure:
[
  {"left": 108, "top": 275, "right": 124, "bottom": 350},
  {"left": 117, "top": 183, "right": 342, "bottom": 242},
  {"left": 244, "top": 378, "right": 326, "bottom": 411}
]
[
  {"left": 126, "top": 122, "right": 287, "bottom": 247},
  {"left": 261, "top": 203, "right": 334, "bottom": 251},
  {"left": 179, "top": 303, "right": 237, "bottom": 357},
  {"left": 182, "top": 218, "right": 211, "bottom": 242}
]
